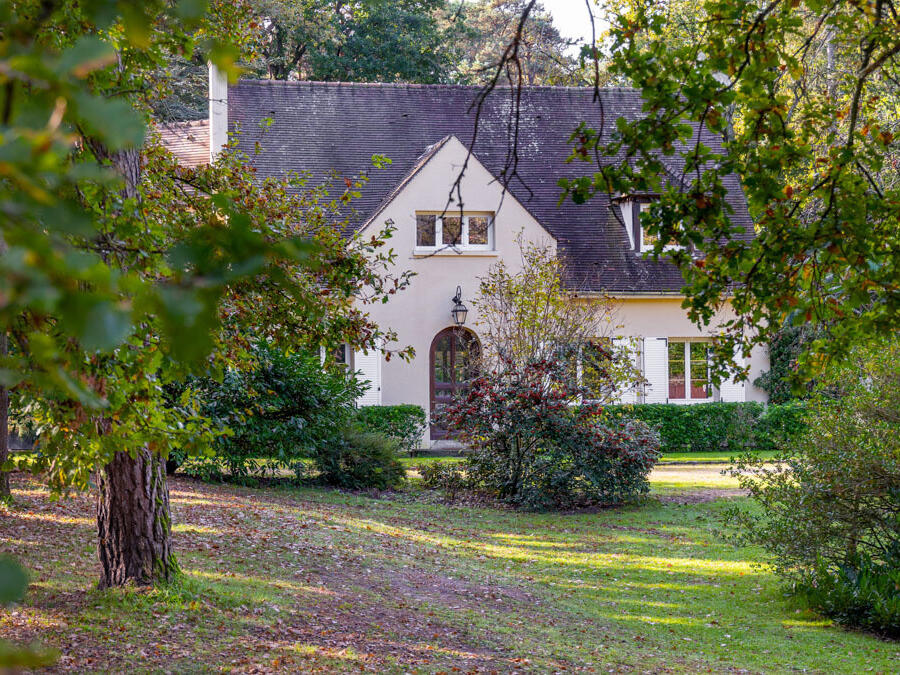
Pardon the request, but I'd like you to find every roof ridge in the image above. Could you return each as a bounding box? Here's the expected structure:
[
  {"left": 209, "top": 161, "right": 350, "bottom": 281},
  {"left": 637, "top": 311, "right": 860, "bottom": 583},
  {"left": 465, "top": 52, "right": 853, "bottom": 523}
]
[
  {"left": 155, "top": 119, "right": 209, "bottom": 128},
  {"left": 232, "top": 78, "right": 641, "bottom": 94}
]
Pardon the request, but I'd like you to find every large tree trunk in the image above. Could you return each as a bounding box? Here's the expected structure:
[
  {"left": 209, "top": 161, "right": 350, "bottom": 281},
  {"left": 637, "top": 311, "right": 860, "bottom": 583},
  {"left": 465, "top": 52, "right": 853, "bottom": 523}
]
[
  {"left": 0, "top": 332, "right": 9, "bottom": 499},
  {"left": 97, "top": 449, "right": 176, "bottom": 588},
  {"left": 91, "top": 139, "right": 177, "bottom": 588}
]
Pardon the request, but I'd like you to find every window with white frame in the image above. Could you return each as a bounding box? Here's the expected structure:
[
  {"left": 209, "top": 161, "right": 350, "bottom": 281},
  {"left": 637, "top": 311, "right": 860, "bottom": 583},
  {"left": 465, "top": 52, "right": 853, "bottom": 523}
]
[
  {"left": 416, "top": 212, "right": 494, "bottom": 250},
  {"left": 667, "top": 340, "right": 711, "bottom": 400},
  {"left": 639, "top": 201, "right": 683, "bottom": 253},
  {"left": 321, "top": 343, "right": 353, "bottom": 372}
]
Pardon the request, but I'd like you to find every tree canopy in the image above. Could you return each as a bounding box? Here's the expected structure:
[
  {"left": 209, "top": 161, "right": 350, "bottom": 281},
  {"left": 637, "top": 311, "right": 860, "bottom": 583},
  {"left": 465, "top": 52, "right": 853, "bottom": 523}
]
[
  {"left": 557, "top": 0, "right": 900, "bottom": 381},
  {"left": 1, "top": 0, "right": 409, "bottom": 585},
  {"left": 246, "top": 0, "right": 460, "bottom": 82},
  {"left": 451, "top": 0, "right": 588, "bottom": 85}
]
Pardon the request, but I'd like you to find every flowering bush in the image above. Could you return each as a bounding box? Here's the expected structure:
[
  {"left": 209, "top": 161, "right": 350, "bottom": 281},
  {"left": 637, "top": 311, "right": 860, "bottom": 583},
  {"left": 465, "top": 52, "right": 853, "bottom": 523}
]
[{"left": 439, "top": 359, "right": 660, "bottom": 510}]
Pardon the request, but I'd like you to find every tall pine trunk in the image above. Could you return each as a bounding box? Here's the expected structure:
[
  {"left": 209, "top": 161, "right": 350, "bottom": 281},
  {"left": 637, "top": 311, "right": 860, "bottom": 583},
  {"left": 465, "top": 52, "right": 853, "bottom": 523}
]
[
  {"left": 91, "top": 144, "right": 176, "bottom": 587},
  {"left": 0, "top": 332, "right": 9, "bottom": 499},
  {"left": 97, "top": 448, "right": 176, "bottom": 588}
]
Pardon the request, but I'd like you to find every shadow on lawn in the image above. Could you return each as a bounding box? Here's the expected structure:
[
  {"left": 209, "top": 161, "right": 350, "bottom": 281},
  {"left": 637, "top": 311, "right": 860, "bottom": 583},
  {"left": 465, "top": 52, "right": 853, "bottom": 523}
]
[{"left": 2, "top": 474, "right": 898, "bottom": 673}]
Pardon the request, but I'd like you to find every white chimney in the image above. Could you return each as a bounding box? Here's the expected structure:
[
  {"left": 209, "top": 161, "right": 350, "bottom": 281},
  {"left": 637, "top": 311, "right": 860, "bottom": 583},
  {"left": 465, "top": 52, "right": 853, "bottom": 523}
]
[{"left": 208, "top": 62, "right": 228, "bottom": 162}]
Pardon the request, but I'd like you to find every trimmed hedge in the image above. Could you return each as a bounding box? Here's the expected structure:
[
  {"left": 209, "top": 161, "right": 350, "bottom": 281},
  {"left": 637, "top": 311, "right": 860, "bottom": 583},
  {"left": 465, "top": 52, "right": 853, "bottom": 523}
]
[
  {"left": 354, "top": 404, "right": 427, "bottom": 455},
  {"left": 603, "top": 401, "right": 808, "bottom": 453}
]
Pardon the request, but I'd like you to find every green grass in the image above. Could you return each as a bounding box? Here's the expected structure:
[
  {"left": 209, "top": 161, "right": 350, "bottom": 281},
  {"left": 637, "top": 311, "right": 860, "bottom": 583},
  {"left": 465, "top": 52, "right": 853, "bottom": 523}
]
[
  {"left": 399, "top": 455, "right": 465, "bottom": 466},
  {"left": 1, "top": 466, "right": 896, "bottom": 673},
  {"left": 658, "top": 450, "right": 781, "bottom": 463}
]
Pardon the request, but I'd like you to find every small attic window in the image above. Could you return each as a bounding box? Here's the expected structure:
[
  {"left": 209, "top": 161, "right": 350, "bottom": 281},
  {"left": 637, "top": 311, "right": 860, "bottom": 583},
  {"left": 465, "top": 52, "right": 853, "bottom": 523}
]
[
  {"left": 639, "top": 202, "right": 659, "bottom": 253},
  {"left": 416, "top": 212, "right": 494, "bottom": 251},
  {"left": 628, "top": 198, "right": 683, "bottom": 254}
]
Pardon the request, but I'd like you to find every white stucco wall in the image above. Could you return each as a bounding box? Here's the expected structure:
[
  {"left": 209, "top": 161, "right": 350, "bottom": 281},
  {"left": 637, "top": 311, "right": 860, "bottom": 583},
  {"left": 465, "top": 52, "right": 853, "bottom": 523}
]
[
  {"left": 357, "top": 136, "right": 557, "bottom": 417},
  {"left": 356, "top": 136, "right": 770, "bottom": 442},
  {"left": 604, "top": 296, "right": 769, "bottom": 403}
]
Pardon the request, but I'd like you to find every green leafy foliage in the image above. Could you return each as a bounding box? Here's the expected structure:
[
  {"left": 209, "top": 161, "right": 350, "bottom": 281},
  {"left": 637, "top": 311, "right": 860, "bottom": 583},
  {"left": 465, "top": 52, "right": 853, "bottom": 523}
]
[
  {"left": 2, "top": 0, "right": 412, "bottom": 586},
  {"left": 182, "top": 344, "right": 363, "bottom": 481},
  {"left": 795, "top": 552, "right": 900, "bottom": 638},
  {"left": 247, "top": 0, "right": 460, "bottom": 82},
  {"left": 0, "top": 556, "right": 57, "bottom": 668},
  {"left": 416, "top": 461, "right": 470, "bottom": 499},
  {"left": 0, "top": 556, "right": 27, "bottom": 605},
  {"left": 756, "top": 400, "right": 809, "bottom": 450},
  {"left": 603, "top": 401, "right": 808, "bottom": 454},
  {"left": 354, "top": 405, "right": 426, "bottom": 455},
  {"left": 313, "top": 427, "right": 405, "bottom": 490},
  {"left": 474, "top": 238, "right": 643, "bottom": 402},
  {"left": 726, "top": 338, "right": 900, "bottom": 633},
  {"left": 559, "top": 0, "right": 900, "bottom": 381},
  {"left": 754, "top": 325, "right": 821, "bottom": 404},
  {"left": 441, "top": 360, "right": 660, "bottom": 510}
]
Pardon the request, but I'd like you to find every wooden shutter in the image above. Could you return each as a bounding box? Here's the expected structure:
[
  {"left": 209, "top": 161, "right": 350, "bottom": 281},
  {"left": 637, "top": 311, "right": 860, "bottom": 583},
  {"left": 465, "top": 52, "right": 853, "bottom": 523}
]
[
  {"left": 354, "top": 349, "right": 382, "bottom": 406},
  {"left": 718, "top": 348, "right": 746, "bottom": 402},
  {"left": 642, "top": 337, "right": 668, "bottom": 403}
]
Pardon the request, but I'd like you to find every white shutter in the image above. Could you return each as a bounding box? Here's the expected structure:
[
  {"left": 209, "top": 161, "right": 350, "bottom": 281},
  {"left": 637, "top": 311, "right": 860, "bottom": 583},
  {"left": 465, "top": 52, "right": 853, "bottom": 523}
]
[
  {"left": 718, "top": 347, "right": 746, "bottom": 402},
  {"left": 354, "top": 349, "right": 382, "bottom": 406},
  {"left": 642, "top": 337, "right": 668, "bottom": 403},
  {"left": 613, "top": 337, "right": 638, "bottom": 404}
]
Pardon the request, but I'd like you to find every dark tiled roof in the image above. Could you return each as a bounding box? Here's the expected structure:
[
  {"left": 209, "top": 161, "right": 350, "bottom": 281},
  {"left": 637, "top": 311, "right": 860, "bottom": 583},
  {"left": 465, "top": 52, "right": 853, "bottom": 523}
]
[
  {"left": 228, "top": 80, "right": 752, "bottom": 293},
  {"left": 156, "top": 120, "right": 209, "bottom": 168}
]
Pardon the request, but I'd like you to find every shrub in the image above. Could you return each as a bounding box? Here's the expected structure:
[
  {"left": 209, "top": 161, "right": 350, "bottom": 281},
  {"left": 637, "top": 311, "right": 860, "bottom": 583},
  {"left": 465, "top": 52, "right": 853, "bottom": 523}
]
[
  {"left": 795, "top": 552, "right": 900, "bottom": 638},
  {"left": 756, "top": 400, "right": 809, "bottom": 451},
  {"left": 416, "top": 461, "right": 470, "bottom": 499},
  {"left": 754, "top": 324, "right": 821, "bottom": 404},
  {"left": 314, "top": 427, "right": 405, "bottom": 490},
  {"left": 726, "top": 338, "right": 900, "bottom": 635},
  {"left": 354, "top": 405, "right": 426, "bottom": 455},
  {"left": 182, "top": 343, "right": 363, "bottom": 480},
  {"left": 441, "top": 359, "right": 660, "bottom": 510},
  {"left": 602, "top": 401, "right": 808, "bottom": 454}
]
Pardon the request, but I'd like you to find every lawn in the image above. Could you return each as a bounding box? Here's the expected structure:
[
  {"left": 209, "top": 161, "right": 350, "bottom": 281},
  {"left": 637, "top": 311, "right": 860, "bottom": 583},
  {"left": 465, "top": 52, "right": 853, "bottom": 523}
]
[{"left": 1, "top": 466, "right": 896, "bottom": 673}]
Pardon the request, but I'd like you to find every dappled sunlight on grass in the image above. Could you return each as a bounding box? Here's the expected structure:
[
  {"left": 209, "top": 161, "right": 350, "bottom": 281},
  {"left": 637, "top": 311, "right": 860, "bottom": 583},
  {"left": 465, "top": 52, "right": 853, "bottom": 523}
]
[
  {"left": 288, "top": 643, "right": 364, "bottom": 661},
  {"left": 649, "top": 464, "right": 743, "bottom": 489},
  {"left": 9, "top": 511, "right": 93, "bottom": 527},
  {"left": 4, "top": 470, "right": 899, "bottom": 673},
  {"left": 600, "top": 613, "right": 707, "bottom": 627},
  {"left": 321, "top": 511, "right": 761, "bottom": 581},
  {"left": 172, "top": 523, "right": 227, "bottom": 535},
  {"left": 487, "top": 534, "right": 580, "bottom": 549},
  {"left": 170, "top": 495, "right": 246, "bottom": 508},
  {"left": 783, "top": 617, "right": 835, "bottom": 629},
  {"left": 0, "top": 607, "right": 71, "bottom": 630},
  {"left": 186, "top": 569, "right": 336, "bottom": 597}
]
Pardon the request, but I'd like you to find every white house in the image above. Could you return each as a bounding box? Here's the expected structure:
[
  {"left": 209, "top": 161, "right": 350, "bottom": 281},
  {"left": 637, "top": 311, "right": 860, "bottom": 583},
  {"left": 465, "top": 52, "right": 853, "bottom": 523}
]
[{"left": 160, "top": 71, "right": 768, "bottom": 445}]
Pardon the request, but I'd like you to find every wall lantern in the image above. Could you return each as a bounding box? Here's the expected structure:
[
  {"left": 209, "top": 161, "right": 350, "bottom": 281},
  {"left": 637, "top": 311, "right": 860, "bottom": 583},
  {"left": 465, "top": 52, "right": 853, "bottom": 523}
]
[{"left": 450, "top": 285, "right": 468, "bottom": 326}]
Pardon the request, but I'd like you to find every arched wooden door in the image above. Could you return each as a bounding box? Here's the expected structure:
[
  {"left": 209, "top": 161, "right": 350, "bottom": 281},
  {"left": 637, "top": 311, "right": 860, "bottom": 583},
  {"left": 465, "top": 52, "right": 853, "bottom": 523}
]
[{"left": 429, "top": 327, "right": 480, "bottom": 440}]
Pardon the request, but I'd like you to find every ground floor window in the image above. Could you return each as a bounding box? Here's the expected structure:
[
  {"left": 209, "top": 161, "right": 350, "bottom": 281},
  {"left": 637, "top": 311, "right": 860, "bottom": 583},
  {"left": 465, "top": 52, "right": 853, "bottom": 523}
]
[
  {"left": 321, "top": 343, "right": 352, "bottom": 372},
  {"left": 668, "top": 340, "right": 711, "bottom": 400}
]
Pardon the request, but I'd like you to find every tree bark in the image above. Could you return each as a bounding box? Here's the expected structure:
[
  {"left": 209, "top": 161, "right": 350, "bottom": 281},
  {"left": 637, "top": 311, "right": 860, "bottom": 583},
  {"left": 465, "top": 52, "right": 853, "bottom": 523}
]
[
  {"left": 97, "top": 448, "right": 176, "bottom": 588},
  {"left": 90, "top": 138, "right": 177, "bottom": 588},
  {"left": 0, "top": 332, "right": 9, "bottom": 499}
]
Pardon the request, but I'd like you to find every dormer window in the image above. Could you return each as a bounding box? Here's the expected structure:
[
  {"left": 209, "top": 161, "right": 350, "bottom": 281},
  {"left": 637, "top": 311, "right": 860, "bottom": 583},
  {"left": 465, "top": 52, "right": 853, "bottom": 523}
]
[
  {"left": 416, "top": 212, "right": 494, "bottom": 251},
  {"left": 638, "top": 200, "right": 683, "bottom": 254},
  {"left": 639, "top": 202, "right": 660, "bottom": 253}
]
